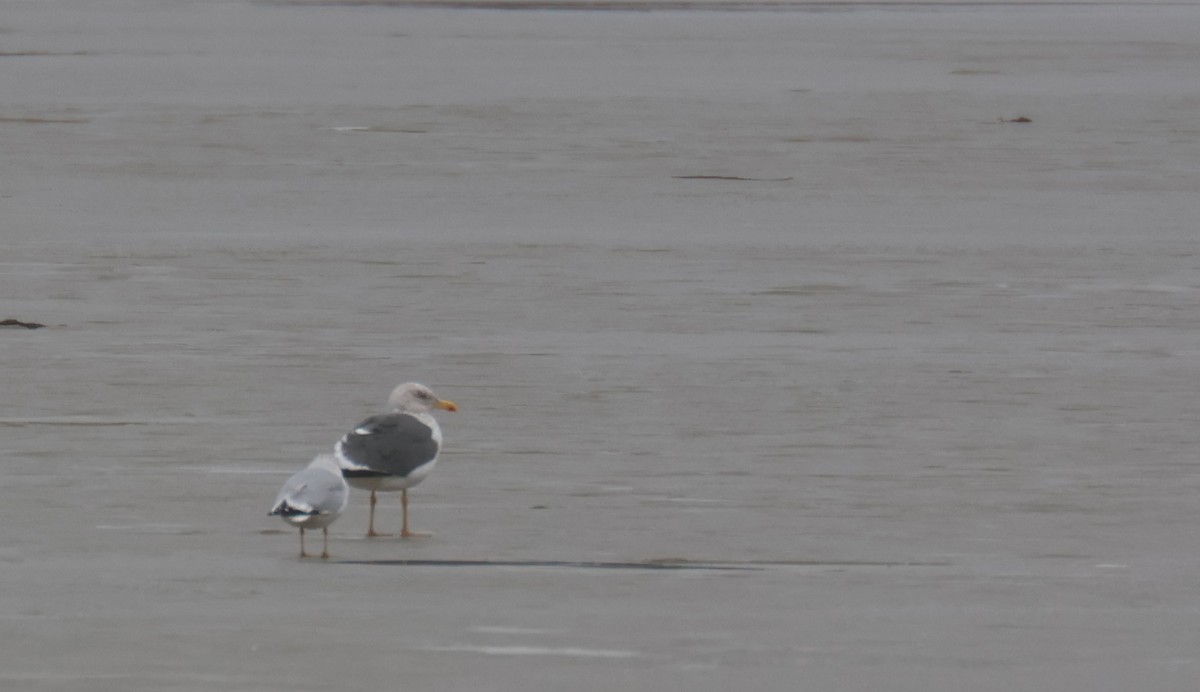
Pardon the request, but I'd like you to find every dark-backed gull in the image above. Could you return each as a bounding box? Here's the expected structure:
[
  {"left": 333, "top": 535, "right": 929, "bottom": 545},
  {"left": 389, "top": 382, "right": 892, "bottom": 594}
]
[{"left": 336, "top": 382, "right": 458, "bottom": 538}]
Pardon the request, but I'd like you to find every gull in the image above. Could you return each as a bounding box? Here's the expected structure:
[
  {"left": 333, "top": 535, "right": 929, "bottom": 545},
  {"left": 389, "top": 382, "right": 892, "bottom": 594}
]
[
  {"left": 336, "top": 382, "right": 458, "bottom": 538},
  {"left": 269, "top": 453, "right": 349, "bottom": 558}
]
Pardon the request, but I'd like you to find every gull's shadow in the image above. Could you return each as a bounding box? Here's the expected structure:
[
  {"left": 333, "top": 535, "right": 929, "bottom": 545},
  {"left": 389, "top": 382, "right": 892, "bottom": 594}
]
[
  {"left": 336, "top": 559, "right": 761, "bottom": 571},
  {"left": 334, "top": 558, "right": 952, "bottom": 571}
]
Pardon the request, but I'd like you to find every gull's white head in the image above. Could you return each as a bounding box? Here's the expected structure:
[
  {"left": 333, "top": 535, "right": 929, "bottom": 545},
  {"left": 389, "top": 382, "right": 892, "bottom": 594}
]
[{"left": 387, "top": 382, "right": 459, "bottom": 414}]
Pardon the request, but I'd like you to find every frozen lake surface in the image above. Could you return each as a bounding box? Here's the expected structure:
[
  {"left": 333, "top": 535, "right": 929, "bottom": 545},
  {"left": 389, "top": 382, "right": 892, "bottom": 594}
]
[{"left": 3, "top": 1, "right": 1200, "bottom": 689}]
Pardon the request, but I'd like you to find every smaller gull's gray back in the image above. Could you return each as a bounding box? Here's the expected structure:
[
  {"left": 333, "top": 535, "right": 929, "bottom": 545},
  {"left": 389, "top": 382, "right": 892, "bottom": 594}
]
[{"left": 270, "top": 454, "right": 350, "bottom": 524}]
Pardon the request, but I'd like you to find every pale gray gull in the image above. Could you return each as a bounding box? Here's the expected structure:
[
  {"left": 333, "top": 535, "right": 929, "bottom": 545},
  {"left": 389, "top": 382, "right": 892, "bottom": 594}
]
[
  {"left": 336, "top": 382, "right": 458, "bottom": 538},
  {"left": 269, "top": 453, "right": 350, "bottom": 558}
]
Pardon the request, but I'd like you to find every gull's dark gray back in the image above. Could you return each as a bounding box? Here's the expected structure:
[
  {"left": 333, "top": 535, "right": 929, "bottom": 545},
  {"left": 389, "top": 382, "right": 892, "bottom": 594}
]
[{"left": 338, "top": 413, "right": 439, "bottom": 479}]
